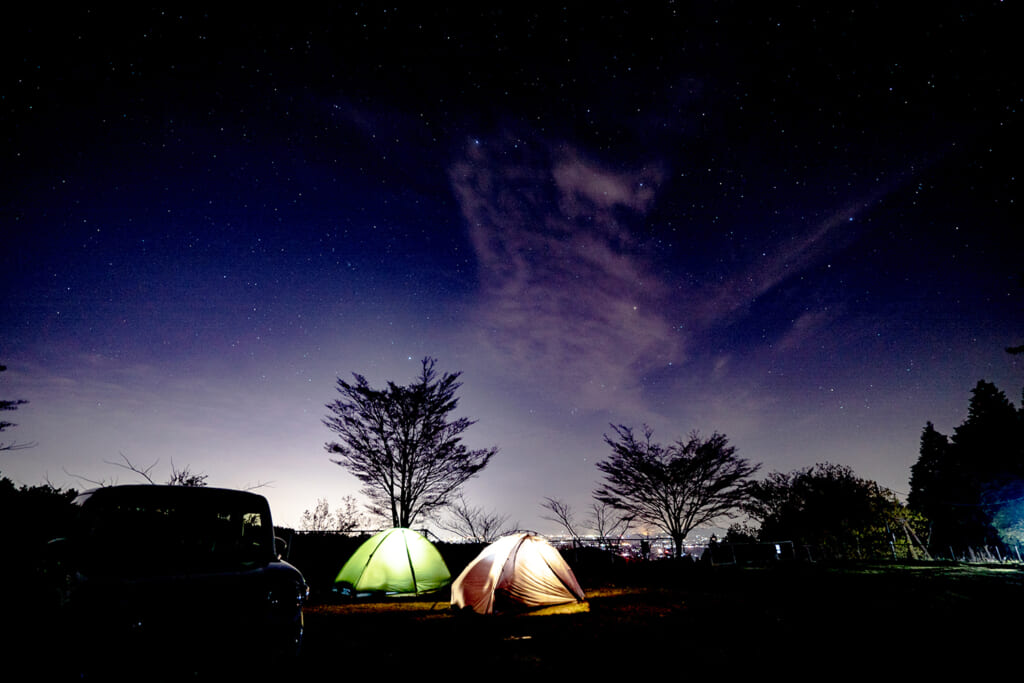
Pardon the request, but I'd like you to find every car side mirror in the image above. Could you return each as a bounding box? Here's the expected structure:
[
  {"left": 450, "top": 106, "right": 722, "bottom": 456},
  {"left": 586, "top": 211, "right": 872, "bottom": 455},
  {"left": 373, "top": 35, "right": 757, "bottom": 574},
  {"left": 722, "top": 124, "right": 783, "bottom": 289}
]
[
  {"left": 274, "top": 536, "right": 287, "bottom": 559},
  {"left": 45, "top": 536, "right": 73, "bottom": 567}
]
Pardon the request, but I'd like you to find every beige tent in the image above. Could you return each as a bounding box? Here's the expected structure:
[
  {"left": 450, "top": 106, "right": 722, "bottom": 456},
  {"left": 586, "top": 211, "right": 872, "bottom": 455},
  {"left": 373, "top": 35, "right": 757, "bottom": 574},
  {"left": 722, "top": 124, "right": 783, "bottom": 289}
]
[{"left": 451, "top": 533, "right": 585, "bottom": 614}]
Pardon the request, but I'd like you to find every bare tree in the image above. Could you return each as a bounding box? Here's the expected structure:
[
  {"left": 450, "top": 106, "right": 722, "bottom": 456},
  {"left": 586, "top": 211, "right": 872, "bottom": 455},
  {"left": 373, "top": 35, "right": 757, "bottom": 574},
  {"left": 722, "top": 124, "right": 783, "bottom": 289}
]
[
  {"left": 300, "top": 498, "right": 334, "bottom": 532},
  {"left": 540, "top": 496, "right": 582, "bottom": 545},
  {"left": 108, "top": 453, "right": 160, "bottom": 484},
  {"left": 300, "top": 496, "right": 365, "bottom": 533},
  {"left": 335, "top": 495, "right": 366, "bottom": 533},
  {"left": 589, "top": 501, "right": 634, "bottom": 551},
  {"left": 67, "top": 454, "right": 209, "bottom": 488},
  {"left": 594, "top": 425, "right": 760, "bottom": 558},
  {"left": 435, "top": 494, "right": 514, "bottom": 543},
  {"left": 324, "top": 357, "right": 498, "bottom": 528},
  {"left": 62, "top": 468, "right": 114, "bottom": 489},
  {"left": 1, "top": 364, "right": 36, "bottom": 451},
  {"left": 106, "top": 454, "right": 208, "bottom": 487}
]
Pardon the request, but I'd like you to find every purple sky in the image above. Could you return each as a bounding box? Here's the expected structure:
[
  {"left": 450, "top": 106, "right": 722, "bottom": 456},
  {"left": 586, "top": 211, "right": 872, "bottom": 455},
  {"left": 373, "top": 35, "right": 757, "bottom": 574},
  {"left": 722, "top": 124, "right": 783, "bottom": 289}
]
[{"left": 2, "top": 5, "right": 1021, "bottom": 536}]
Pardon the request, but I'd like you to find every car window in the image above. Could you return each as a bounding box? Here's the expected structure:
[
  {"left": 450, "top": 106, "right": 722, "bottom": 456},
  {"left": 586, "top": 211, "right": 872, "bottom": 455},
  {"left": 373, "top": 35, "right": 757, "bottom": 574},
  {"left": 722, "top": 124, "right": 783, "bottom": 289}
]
[{"left": 78, "top": 496, "right": 274, "bottom": 575}]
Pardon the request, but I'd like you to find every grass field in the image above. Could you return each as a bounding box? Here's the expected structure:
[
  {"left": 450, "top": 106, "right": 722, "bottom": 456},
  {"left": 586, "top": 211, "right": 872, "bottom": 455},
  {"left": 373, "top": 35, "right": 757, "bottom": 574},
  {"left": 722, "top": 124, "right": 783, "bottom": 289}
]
[
  {"left": 293, "top": 561, "right": 1024, "bottom": 677},
  {"left": 16, "top": 560, "right": 1018, "bottom": 679}
]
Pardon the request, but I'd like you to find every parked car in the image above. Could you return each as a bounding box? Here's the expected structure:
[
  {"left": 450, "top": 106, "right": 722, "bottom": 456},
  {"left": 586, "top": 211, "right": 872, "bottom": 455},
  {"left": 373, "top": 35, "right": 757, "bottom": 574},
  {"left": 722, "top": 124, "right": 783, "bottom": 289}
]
[{"left": 51, "top": 485, "right": 308, "bottom": 678}]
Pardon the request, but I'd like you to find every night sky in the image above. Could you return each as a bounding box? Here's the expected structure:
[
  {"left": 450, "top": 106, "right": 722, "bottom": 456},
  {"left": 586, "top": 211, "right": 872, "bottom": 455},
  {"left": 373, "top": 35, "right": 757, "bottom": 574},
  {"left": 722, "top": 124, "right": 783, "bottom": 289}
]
[{"left": 2, "top": 4, "right": 1021, "bottom": 535}]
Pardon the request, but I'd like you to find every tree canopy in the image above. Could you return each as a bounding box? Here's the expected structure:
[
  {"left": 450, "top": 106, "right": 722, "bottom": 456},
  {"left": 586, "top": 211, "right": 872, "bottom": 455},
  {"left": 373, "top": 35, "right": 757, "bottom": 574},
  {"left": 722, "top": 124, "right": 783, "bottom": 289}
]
[
  {"left": 0, "top": 473, "right": 78, "bottom": 570},
  {"left": 593, "top": 425, "right": 759, "bottom": 557},
  {"left": 908, "top": 380, "right": 1024, "bottom": 552},
  {"left": 323, "top": 357, "right": 497, "bottom": 529},
  {"left": 744, "top": 462, "right": 928, "bottom": 560}
]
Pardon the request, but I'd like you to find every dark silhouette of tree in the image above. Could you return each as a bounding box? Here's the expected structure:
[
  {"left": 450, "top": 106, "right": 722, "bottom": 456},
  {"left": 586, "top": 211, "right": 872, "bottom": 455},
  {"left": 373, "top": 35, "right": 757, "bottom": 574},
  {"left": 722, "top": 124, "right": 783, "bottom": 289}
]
[
  {"left": 744, "top": 462, "right": 926, "bottom": 560},
  {"left": 594, "top": 425, "right": 759, "bottom": 558},
  {"left": 111, "top": 454, "right": 208, "bottom": 487},
  {"left": 908, "top": 421, "right": 955, "bottom": 548},
  {"left": 300, "top": 498, "right": 334, "bottom": 532},
  {"left": 908, "top": 380, "right": 1024, "bottom": 552},
  {"left": 67, "top": 454, "right": 210, "bottom": 488},
  {"left": 0, "top": 474, "right": 78, "bottom": 547},
  {"left": 723, "top": 522, "right": 759, "bottom": 544},
  {"left": 299, "top": 496, "right": 364, "bottom": 533},
  {"left": 540, "top": 496, "right": 582, "bottom": 545},
  {"left": 1, "top": 364, "right": 36, "bottom": 451},
  {"left": 908, "top": 422, "right": 951, "bottom": 512},
  {"left": 324, "top": 357, "right": 497, "bottom": 529},
  {"left": 589, "top": 502, "right": 633, "bottom": 552},
  {"left": 435, "top": 494, "right": 513, "bottom": 543},
  {"left": 0, "top": 473, "right": 79, "bottom": 603},
  {"left": 165, "top": 462, "right": 209, "bottom": 487},
  {"left": 333, "top": 495, "right": 365, "bottom": 533}
]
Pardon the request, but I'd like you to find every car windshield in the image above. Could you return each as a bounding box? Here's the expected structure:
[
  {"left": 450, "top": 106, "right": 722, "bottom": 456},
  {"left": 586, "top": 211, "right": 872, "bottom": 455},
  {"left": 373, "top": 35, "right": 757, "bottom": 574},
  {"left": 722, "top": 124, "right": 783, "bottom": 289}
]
[{"left": 78, "top": 492, "right": 274, "bottom": 576}]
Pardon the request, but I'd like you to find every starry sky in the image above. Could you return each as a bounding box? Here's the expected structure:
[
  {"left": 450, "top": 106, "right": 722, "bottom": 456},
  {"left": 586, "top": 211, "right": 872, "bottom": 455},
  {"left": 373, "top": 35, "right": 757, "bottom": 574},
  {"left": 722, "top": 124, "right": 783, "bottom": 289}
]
[{"left": 2, "top": 4, "right": 1021, "bottom": 536}]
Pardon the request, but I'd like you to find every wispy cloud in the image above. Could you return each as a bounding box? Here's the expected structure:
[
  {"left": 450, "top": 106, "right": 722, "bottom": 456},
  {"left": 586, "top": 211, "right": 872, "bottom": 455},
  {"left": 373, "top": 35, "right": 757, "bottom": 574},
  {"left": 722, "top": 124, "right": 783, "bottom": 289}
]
[
  {"left": 692, "top": 198, "right": 873, "bottom": 331},
  {"left": 775, "top": 308, "right": 844, "bottom": 353},
  {"left": 449, "top": 139, "right": 677, "bottom": 411},
  {"left": 448, "top": 134, "right": 898, "bottom": 416}
]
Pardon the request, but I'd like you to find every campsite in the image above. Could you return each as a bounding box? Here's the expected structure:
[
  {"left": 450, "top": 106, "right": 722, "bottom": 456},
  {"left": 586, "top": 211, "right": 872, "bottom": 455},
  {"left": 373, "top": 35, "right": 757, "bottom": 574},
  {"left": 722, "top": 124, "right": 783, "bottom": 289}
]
[
  {"left": 286, "top": 541, "right": 1024, "bottom": 677},
  {"left": 8, "top": 517, "right": 1024, "bottom": 678}
]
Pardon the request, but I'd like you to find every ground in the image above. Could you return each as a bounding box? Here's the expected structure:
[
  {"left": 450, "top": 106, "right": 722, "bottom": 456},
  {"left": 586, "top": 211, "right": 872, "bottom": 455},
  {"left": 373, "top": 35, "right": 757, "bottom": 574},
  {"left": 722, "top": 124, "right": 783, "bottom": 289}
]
[
  {"left": 14, "top": 560, "right": 1020, "bottom": 679},
  {"left": 292, "top": 562, "right": 1024, "bottom": 678}
]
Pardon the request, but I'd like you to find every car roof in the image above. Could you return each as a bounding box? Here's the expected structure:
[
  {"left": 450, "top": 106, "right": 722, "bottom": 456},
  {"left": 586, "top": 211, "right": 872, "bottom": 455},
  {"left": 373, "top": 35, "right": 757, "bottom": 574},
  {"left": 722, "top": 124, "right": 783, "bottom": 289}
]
[{"left": 73, "top": 484, "right": 270, "bottom": 509}]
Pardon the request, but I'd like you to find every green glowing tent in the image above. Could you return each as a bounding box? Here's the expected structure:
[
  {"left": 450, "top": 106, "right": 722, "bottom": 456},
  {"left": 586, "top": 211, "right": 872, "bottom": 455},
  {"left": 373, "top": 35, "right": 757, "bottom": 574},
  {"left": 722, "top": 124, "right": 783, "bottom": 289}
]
[{"left": 334, "top": 528, "right": 451, "bottom": 596}]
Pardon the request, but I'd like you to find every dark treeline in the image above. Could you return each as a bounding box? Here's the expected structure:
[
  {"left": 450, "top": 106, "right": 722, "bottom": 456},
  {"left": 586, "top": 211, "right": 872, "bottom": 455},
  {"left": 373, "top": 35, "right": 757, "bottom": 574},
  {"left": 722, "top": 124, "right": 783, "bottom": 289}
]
[
  {"left": 0, "top": 475, "right": 79, "bottom": 611},
  {"left": 734, "top": 462, "right": 926, "bottom": 561},
  {"left": 0, "top": 475, "right": 78, "bottom": 554},
  {"left": 728, "top": 379, "right": 1023, "bottom": 562},
  {"left": 908, "top": 380, "right": 1024, "bottom": 556}
]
